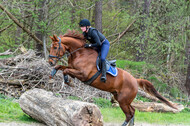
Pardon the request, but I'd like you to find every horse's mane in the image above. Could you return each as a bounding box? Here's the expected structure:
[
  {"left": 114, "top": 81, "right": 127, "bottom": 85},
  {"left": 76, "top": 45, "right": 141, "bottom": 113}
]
[{"left": 61, "top": 30, "right": 85, "bottom": 41}]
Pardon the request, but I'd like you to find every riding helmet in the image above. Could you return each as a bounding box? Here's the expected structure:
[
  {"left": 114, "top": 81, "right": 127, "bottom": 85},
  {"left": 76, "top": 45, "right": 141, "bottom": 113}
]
[{"left": 79, "top": 19, "right": 91, "bottom": 27}]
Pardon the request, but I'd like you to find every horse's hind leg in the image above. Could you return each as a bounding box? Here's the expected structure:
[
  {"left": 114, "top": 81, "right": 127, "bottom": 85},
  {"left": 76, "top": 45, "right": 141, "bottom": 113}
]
[
  {"left": 114, "top": 93, "right": 136, "bottom": 126},
  {"left": 120, "top": 104, "right": 135, "bottom": 126}
]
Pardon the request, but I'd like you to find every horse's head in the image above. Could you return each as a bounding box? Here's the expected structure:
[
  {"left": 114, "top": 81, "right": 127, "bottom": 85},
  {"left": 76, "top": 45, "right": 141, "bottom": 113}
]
[{"left": 49, "top": 35, "right": 66, "bottom": 66}]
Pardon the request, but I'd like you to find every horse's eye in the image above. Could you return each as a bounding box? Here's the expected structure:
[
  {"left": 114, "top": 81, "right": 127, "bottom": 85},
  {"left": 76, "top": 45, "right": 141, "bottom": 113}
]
[{"left": 54, "top": 47, "right": 57, "bottom": 49}]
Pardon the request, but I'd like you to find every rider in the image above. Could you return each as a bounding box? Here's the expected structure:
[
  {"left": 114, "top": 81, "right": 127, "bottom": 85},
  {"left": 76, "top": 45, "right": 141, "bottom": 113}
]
[{"left": 79, "top": 19, "right": 110, "bottom": 83}]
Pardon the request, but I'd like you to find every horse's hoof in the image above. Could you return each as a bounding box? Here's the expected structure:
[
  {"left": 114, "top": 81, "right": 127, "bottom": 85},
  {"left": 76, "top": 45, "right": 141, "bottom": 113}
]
[
  {"left": 128, "top": 116, "right": 134, "bottom": 126},
  {"left": 121, "top": 121, "right": 128, "bottom": 126}
]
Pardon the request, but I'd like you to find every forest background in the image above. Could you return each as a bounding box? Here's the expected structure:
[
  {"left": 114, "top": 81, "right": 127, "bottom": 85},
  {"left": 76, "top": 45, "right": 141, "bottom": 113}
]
[{"left": 0, "top": 0, "right": 190, "bottom": 103}]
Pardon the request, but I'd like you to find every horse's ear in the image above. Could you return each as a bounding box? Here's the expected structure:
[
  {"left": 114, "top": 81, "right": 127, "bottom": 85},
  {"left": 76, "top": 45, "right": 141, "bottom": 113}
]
[
  {"left": 53, "top": 34, "right": 59, "bottom": 41},
  {"left": 49, "top": 36, "right": 54, "bottom": 41}
]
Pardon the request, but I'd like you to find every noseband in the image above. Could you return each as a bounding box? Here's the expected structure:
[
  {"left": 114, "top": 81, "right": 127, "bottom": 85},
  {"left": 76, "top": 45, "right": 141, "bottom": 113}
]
[{"left": 49, "top": 37, "right": 84, "bottom": 62}]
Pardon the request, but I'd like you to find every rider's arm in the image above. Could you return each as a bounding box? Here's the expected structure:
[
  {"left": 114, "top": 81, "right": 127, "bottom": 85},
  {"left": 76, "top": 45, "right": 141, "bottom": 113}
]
[{"left": 89, "top": 30, "right": 101, "bottom": 47}]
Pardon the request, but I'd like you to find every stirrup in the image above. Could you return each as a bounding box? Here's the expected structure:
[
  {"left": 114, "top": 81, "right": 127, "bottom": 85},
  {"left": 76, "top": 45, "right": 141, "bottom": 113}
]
[{"left": 100, "top": 76, "right": 106, "bottom": 83}]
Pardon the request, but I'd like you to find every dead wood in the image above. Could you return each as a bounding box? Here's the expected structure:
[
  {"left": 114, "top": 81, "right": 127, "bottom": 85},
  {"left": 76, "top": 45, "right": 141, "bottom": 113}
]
[
  {"left": 0, "top": 49, "right": 111, "bottom": 100},
  {"left": 19, "top": 88, "right": 103, "bottom": 126}
]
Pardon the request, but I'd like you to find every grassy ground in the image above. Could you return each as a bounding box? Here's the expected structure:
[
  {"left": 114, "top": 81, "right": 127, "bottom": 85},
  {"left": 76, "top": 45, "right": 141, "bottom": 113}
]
[
  {"left": 0, "top": 96, "right": 37, "bottom": 123},
  {"left": 100, "top": 107, "right": 190, "bottom": 125},
  {"left": 0, "top": 95, "right": 190, "bottom": 125}
]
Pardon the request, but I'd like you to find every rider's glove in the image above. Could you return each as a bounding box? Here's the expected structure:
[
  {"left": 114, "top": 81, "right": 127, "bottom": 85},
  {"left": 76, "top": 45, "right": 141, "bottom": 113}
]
[{"left": 84, "top": 44, "right": 92, "bottom": 48}]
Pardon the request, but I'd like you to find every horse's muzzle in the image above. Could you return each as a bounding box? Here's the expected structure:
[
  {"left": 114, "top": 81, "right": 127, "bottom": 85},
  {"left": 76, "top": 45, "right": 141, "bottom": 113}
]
[{"left": 49, "top": 61, "right": 56, "bottom": 66}]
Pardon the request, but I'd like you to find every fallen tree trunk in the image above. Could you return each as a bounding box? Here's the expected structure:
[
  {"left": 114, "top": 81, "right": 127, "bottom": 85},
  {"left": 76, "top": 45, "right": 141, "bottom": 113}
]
[
  {"left": 138, "top": 89, "right": 158, "bottom": 101},
  {"left": 0, "top": 79, "right": 26, "bottom": 85},
  {"left": 131, "top": 101, "right": 184, "bottom": 113},
  {"left": 19, "top": 88, "right": 103, "bottom": 126},
  {"left": 111, "top": 96, "right": 184, "bottom": 113}
]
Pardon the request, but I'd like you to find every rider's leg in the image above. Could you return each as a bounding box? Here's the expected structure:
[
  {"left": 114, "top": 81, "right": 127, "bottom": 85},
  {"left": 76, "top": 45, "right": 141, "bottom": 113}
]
[{"left": 100, "top": 39, "right": 110, "bottom": 82}]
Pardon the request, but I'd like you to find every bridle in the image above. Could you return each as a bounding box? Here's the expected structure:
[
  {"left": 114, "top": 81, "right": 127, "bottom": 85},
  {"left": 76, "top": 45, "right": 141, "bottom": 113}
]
[
  {"left": 49, "top": 37, "right": 84, "bottom": 63},
  {"left": 49, "top": 37, "right": 65, "bottom": 62}
]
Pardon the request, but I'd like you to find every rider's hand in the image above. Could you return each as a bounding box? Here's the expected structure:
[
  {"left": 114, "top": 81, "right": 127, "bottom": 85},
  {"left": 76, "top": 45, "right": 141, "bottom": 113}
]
[{"left": 84, "top": 44, "right": 92, "bottom": 48}]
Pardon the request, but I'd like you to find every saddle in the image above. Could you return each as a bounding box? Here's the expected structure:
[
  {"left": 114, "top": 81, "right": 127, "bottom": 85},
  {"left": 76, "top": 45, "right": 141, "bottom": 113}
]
[
  {"left": 83, "top": 56, "right": 118, "bottom": 85},
  {"left": 96, "top": 57, "right": 118, "bottom": 77}
]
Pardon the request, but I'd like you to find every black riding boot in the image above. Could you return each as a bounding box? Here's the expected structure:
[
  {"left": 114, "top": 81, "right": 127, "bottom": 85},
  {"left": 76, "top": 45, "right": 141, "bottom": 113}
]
[{"left": 100, "top": 60, "right": 107, "bottom": 83}]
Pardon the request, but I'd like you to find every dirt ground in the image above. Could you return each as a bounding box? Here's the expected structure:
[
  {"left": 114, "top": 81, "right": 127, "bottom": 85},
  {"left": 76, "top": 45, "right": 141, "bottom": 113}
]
[{"left": 0, "top": 122, "right": 188, "bottom": 126}]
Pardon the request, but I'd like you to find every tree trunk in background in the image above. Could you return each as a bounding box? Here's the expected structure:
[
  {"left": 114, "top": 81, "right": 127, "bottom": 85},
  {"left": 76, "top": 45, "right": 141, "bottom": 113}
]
[
  {"left": 95, "top": 0, "right": 102, "bottom": 32},
  {"left": 185, "top": 17, "right": 190, "bottom": 95},
  {"left": 185, "top": 62, "right": 190, "bottom": 95},
  {"left": 136, "top": 0, "right": 151, "bottom": 61},
  {"left": 15, "top": 26, "right": 22, "bottom": 45},
  {"left": 70, "top": 0, "right": 76, "bottom": 26},
  {"left": 35, "top": 0, "right": 45, "bottom": 56}
]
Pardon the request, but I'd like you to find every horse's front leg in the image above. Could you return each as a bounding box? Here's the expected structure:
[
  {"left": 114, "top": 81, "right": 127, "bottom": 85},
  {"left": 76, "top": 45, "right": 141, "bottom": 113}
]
[
  {"left": 64, "top": 68, "right": 88, "bottom": 82},
  {"left": 50, "top": 65, "right": 70, "bottom": 79}
]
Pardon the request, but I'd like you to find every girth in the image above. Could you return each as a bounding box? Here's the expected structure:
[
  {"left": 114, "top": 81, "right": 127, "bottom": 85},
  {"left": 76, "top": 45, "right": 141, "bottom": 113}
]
[{"left": 83, "top": 71, "right": 101, "bottom": 85}]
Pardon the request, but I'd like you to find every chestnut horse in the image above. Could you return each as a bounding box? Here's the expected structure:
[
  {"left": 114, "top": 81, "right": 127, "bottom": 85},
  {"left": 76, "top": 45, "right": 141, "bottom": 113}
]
[{"left": 48, "top": 31, "right": 177, "bottom": 126}]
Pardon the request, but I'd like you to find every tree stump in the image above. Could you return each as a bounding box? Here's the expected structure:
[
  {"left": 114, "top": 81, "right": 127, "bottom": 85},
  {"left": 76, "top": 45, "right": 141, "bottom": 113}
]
[{"left": 19, "top": 88, "right": 103, "bottom": 126}]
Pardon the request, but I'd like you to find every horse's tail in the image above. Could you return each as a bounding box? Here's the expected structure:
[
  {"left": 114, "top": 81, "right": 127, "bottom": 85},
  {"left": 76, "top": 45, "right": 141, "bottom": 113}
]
[{"left": 137, "top": 79, "right": 178, "bottom": 109}]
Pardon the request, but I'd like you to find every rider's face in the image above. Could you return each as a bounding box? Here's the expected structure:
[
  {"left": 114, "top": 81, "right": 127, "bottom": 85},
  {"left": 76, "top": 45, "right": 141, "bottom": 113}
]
[{"left": 80, "top": 27, "right": 87, "bottom": 32}]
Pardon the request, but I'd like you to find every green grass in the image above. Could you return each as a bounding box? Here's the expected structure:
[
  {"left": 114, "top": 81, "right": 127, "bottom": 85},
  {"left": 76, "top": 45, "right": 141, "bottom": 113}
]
[
  {"left": 0, "top": 95, "right": 37, "bottom": 123},
  {"left": 100, "top": 107, "right": 190, "bottom": 125},
  {"left": 116, "top": 60, "right": 146, "bottom": 71},
  {"left": 0, "top": 55, "right": 13, "bottom": 59},
  {"left": 0, "top": 95, "right": 190, "bottom": 125}
]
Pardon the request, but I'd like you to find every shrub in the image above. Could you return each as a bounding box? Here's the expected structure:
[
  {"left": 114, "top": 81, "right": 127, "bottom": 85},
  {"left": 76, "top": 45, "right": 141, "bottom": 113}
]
[{"left": 93, "top": 97, "right": 112, "bottom": 108}]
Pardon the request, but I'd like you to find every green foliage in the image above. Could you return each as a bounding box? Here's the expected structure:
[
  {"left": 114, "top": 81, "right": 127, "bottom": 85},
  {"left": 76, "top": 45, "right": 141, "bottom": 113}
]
[
  {"left": 93, "top": 97, "right": 112, "bottom": 108},
  {"left": 116, "top": 60, "right": 189, "bottom": 103},
  {"left": 135, "top": 94, "right": 153, "bottom": 102},
  {"left": 181, "top": 108, "right": 190, "bottom": 113},
  {"left": 0, "top": 55, "right": 13, "bottom": 59},
  {"left": 169, "top": 87, "right": 181, "bottom": 98}
]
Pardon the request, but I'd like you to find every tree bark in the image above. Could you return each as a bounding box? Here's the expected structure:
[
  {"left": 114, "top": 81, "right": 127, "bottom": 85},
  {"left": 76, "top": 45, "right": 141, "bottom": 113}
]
[
  {"left": 185, "top": 62, "right": 190, "bottom": 95},
  {"left": 131, "top": 101, "right": 184, "bottom": 113},
  {"left": 19, "top": 88, "right": 103, "bottom": 126},
  {"left": 0, "top": 4, "right": 43, "bottom": 46},
  {"left": 185, "top": 15, "right": 190, "bottom": 95},
  {"left": 136, "top": 0, "right": 151, "bottom": 61},
  {"left": 0, "top": 23, "right": 13, "bottom": 33},
  {"left": 95, "top": 0, "right": 102, "bottom": 32},
  {"left": 35, "top": 0, "right": 46, "bottom": 56}
]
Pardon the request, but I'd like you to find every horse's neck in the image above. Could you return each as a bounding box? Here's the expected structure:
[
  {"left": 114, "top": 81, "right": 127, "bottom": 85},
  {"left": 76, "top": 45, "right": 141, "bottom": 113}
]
[{"left": 63, "top": 37, "right": 84, "bottom": 51}]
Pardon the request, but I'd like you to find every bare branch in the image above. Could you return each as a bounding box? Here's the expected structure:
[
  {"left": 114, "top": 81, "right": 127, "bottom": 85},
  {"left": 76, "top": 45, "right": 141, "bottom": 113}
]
[
  {"left": 0, "top": 4, "right": 43, "bottom": 45},
  {"left": 110, "top": 19, "right": 136, "bottom": 45}
]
